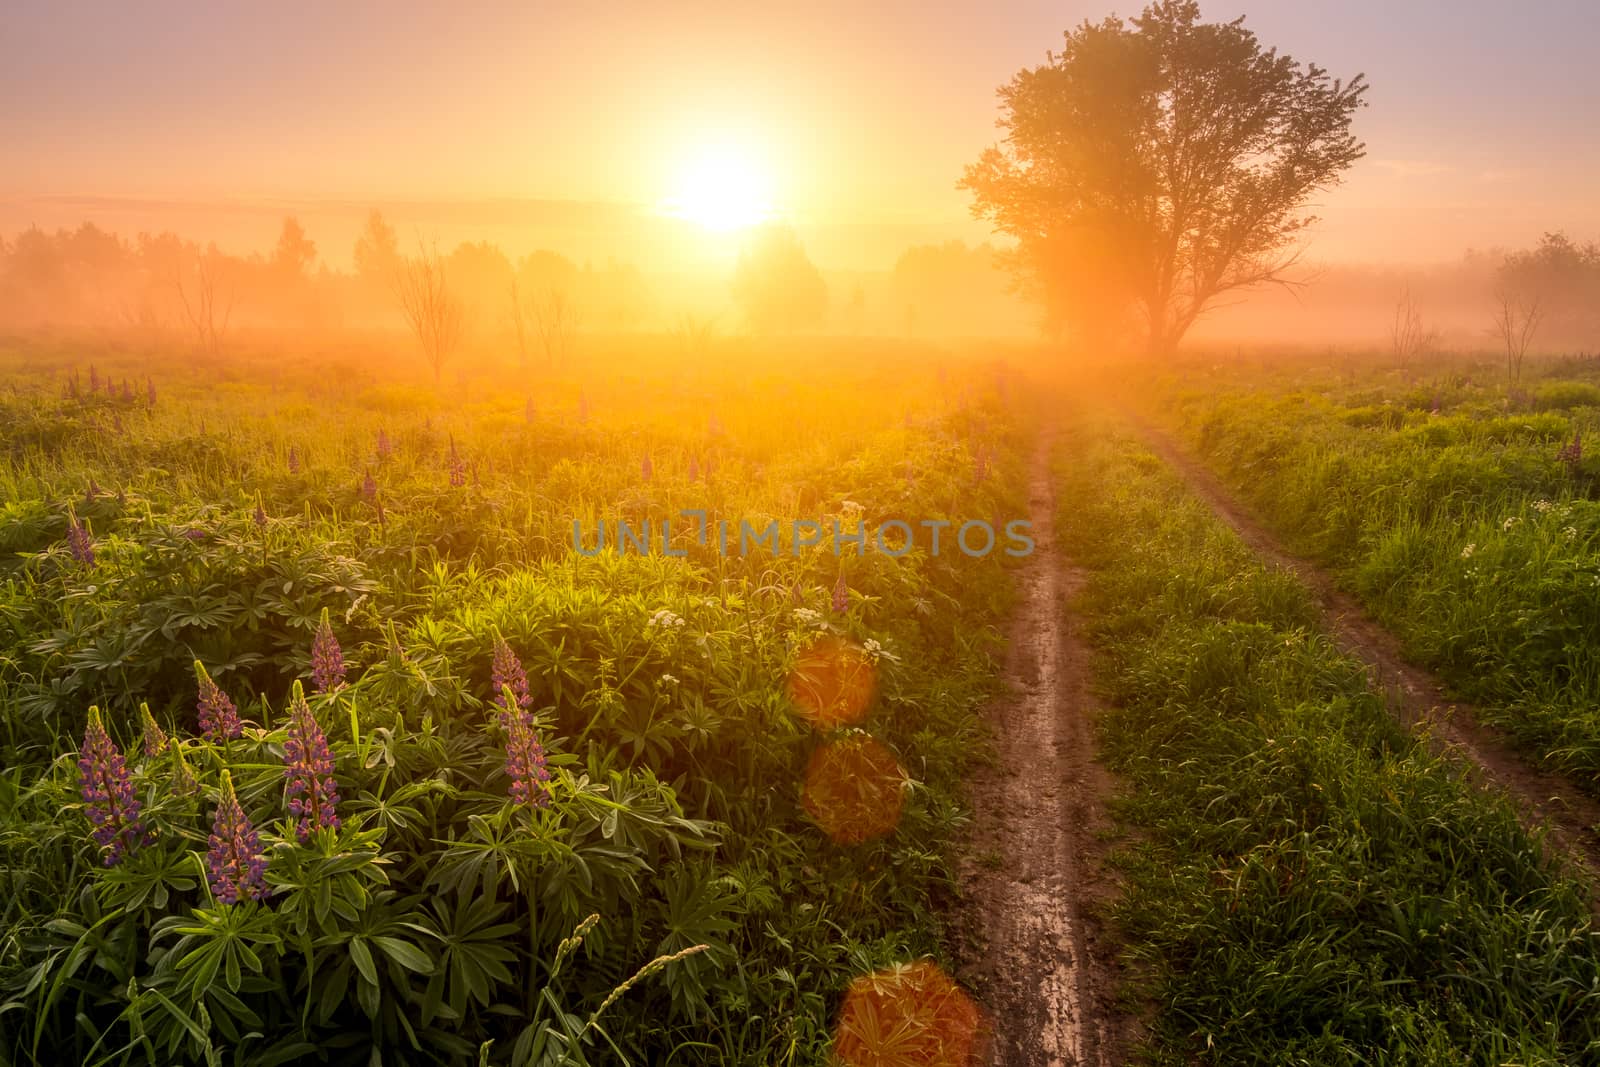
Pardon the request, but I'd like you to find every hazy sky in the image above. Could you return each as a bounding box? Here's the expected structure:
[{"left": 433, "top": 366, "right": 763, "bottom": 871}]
[{"left": 3, "top": 1, "right": 1597, "bottom": 267}]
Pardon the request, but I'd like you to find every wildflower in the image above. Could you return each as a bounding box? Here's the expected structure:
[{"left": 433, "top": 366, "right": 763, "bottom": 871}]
[
  {"left": 862, "top": 638, "right": 884, "bottom": 661},
  {"left": 376, "top": 428, "right": 392, "bottom": 460},
  {"left": 283, "top": 682, "right": 341, "bottom": 842},
  {"left": 1460, "top": 543, "right": 1476, "bottom": 559},
  {"left": 647, "top": 608, "right": 686, "bottom": 629},
  {"left": 491, "top": 632, "right": 531, "bottom": 711},
  {"left": 1565, "top": 526, "right": 1579, "bottom": 542},
  {"left": 310, "top": 608, "right": 346, "bottom": 694},
  {"left": 499, "top": 685, "right": 551, "bottom": 809},
  {"left": 659, "top": 673, "right": 680, "bottom": 686},
  {"left": 171, "top": 741, "right": 198, "bottom": 795},
  {"left": 77, "top": 706, "right": 144, "bottom": 866},
  {"left": 974, "top": 446, "right": 989, "bottom": 483},
  {"left": 253, "top": 498, "right": 268, "bottom": 527},
  {"left": 688, "top": 455, "right": 699, "bottom": 481},
  {"left": 288, "top": 446, "right": 300, "bottom": 475},
  {"left": 793, "top": 607, "right": 823, "bottom": 626},
  {"left": 196, "top": 661, "right": 242, "bottom": 741},
  {"left": 139, "top": 702, "right": 169, "bottom": 757},
  {"left": 182, "top": 528, "right": 206, "bottom": 541},
  {"left": 1533, "top": 499, "right": 1554, "bottom": 513},
  {"left": 840, "top": 500, "right": 863, "bottom": 516},
  {"left": 208, "top": 770, "right": 267, "bottom": 904},
  {"left": 89, "top": 364, "right": 100, "bottom": 393},
  {"left": 703, "top": 454, "right": 715, "bottom": 479},
  {"left": 832, "top": 573, "right": 849, "bottom": 613},
  {"left": 642, "top": 452, "right": 653, "bottom": 483},
  {"left": 86, "top": 477, "right": 102, "bottom": 502},
  {"left": 361, "top": 467, "right": 377, "bottom": 501},
  {"left": 66, "top": 512, "right": 94, "bottom": 566},
  {"left": 121, "top": 379, "right": 132, "bottom": 401},
  {"left": 1502, "top": 516, "right": 1520, "bottom": 531}
]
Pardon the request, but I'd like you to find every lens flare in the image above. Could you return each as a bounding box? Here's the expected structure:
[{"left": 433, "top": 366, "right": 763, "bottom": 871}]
[
  {"left": 785, "top": 635, "right": 877, "bottom": 728},
  {"left": 833, "top": 960, "right": 986, "bottom": 1067},
  {"left": 801, "top": 733, "right": 906, "bottom": 846}
]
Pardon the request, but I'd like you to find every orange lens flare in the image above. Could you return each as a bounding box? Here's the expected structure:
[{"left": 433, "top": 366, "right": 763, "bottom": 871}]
[
  {"left": 801, "top": 733, "right": 906, "bottom": 846},
  {"left": 785, "top": 635, "right": 877, "bottom": 728},
  {"left": 833, "top": 960, "right": 986, "bottom": 1067}
]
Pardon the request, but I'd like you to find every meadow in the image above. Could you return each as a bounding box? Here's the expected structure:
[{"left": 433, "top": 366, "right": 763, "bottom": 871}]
[
  {"left": 1143, "top": 353, "right": 1600, "bottom": 781},
  {"left": 0, "top": 334, "right": 1024, "bottom": 1066}
]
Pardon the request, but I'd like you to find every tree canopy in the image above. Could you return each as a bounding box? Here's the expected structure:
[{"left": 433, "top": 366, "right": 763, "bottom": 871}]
[{"left": 961, "top": 0, "right": 1367, "bottom": 354}]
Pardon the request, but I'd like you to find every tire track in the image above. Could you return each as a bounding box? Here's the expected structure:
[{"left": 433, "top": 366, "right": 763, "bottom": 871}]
[
  {"left": 955, "top": 435, "right": 1134, "bottom": 1066},
  {"left": 1127, "top": 413, "right": 1600, "bottom": 885}
]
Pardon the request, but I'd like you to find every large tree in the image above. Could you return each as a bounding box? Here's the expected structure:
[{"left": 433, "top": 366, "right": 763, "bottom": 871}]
[{"left": 961, "top": 0, "right": 1367, "bottom": 354}]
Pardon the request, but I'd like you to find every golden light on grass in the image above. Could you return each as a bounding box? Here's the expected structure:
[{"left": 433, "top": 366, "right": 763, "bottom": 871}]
[
  {"left": 801, "top": 733, "right": 906, "bottom": 846},
  {"left": 833, "top": 960, "right": 986, "bottom": 1067},
  {"left": 659, "top": 141, "right": 775, "bottom": 231},
  {"left": 786, "top": 635, "right": 877, "bottom": 728}
]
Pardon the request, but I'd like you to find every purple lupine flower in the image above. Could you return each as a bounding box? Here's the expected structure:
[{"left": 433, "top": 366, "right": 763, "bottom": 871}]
[
  {"left": 499, "top": 688, "right": 551, "bottom": 809},
  {"left": 89, "top": 364, "right": 100, "bottom": 393},
  {"left": 77, "top": 706, "right": 144, "bottom": 866},
  {"left": 1558, "top": 431, "right": 1583, "bottom": 475},
  {"left": 195, "top": 661, "right": 242, "bottom": 741},
  {"left": 361, "top": 467, "right": 377, "bottom": 501},
  {"left": 182, "top": 528, "right": 206, "bottom": 541},
  {"left": 66, "top": 514, "right": 95, "bottom": 566},
  {"left": 86, "top": 477, "right": 102, "bottom": 501},
  {"left": 145, "top": 377, "right": 156, "bottom": 406},
  {"left": 832, "top": 573, "right": 849, "bottom": 614},
  {"left": 287, "top": 446, "right": 300, "bottom": 475},
  {"left": 139, "top": 702, "right": 169, "bottom": 757},
  {"left": 283, "top": 683, "right": 341, "bottom": 842},
  {"left": 641, "top": 452, "right": 653, "bottom": 483},
  {"left": 376, "top": 428, "right": 392, "bottom": 460},
  {"left": 121, "top": 379, "right": 132, "bottom": 401},
  {"left": 491, "top": 632, "right": 531, "bottom": 712},
  {"left": 112, "top": 412, "right": 124, "bottom": 434},
  {"left": 253, "top": 499, "right": 268, "bottom": 527},
  {"left": 208, "top": 770, "right": 267, "bottom": 904},
  {"left": 310, "top": 609, "right": 346, "bottom": 693},
  {"left": 447, "top": 436, "right": 467, "bottom": 488},
  {"left": 703, "top": 454, "right": 714, "bottom": 480},
  {"left": 688, "top": 454, "right": 699, "bottom": 482}
]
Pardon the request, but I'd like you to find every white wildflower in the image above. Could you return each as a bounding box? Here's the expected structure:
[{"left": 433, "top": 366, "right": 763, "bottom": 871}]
[
  {"left": 840, "top": 500, "right": 863, "bottom": 515},
  {"left": 1533, "top": 499, "right": 1553, "bottom": 513},
  {"left": 659, "top": 673, "right": 679, "bottom": 686},
  {"left": 1565, "top": 526, "right": 1579, "bottom": 542},
  {"left": 792, "top": 607, "right": 822, "bottom": 626},
  {"left": 1502, "top": 516, "right": 1520, "bottom": 531},
  {"left": 1460, "top": 543, "right": 1476, "bottom": 559},
  {"left": 647, "top": 609, "right": 685, "bottom": 629}
]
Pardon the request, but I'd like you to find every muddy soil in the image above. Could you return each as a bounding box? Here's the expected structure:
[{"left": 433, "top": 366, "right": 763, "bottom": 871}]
[{"left": 954, "top": 438, "right": 1139, "bottom": 1066}]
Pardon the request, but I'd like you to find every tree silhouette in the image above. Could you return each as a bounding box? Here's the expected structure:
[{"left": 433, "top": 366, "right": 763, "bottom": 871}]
[
  {"left": 962, "top": 0, "right": 1367, "bottom": 355},
  {"left": 730, "top": 224, "right": 827, "bottom": 334}
]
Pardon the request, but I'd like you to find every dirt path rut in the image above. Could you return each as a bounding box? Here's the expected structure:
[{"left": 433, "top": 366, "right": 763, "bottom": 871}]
[
  {"left": 1129, "top": 415, "right": 1600, "bottom": 882},
  {"left": 956, "top": 437, "right": 1133, "bottom": 1066}
]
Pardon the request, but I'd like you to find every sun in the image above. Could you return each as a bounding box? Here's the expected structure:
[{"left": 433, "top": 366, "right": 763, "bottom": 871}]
[{"left": 661, "top": 143, "right": 776, "bottom": 232}]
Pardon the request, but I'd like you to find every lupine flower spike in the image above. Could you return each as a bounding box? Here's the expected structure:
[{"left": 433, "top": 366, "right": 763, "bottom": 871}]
[
  {"left": 287, "top": 446, "right": 300, "bottom": 474},
  {"left": 832, "top": 573, "right": 849, "bottom": 614},
  {"left": 310, "top": 608, "right": 346, "bottom": 693},
  {"left": 688, "top": 455, "right": 699, "bottom": 482},
  {"left": 145, "top": 376, "right": 157, "bottom": 406},
  {"left": 66, "top": 509, "right": 94, "bottom": 566},
  {"left": 253, "top": 496, "right": 268, "bottom": 527},
  {"left": 196, "top": 661, "right": 242, "bottom": 740},
  {"left": 139, "top": 702, "right": 169, "bottom": 757},
  {"left": 641, "top": 452, "right": 653, "bottom": 483},
  {"left": 78, "top": 706, "right": 144, "bottom": 866},
  {"left": 361, "top": 467, "right": 377, "bottom": 501},
  {"left": 491, "top": 631, "right": 532, "bottom": 712},
  {"left": 283, "top": 682, "right": 342, "bottom": 842},
  {"left": 376, "top": 428, "right": 392, "bottom": 460},
  {"left": 208, "top": 770, "right": 267, "bottom": 904}
]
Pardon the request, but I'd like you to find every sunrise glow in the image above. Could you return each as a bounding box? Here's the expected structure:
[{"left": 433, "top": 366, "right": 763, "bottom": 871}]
[{"left": 659, "top": 142, "right": 776, "bottom": 231}]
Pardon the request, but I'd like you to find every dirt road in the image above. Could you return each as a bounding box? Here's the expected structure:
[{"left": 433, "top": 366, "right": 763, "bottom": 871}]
[{"left": 955, "top": 437, "right": 1134, "bottom": 1066}]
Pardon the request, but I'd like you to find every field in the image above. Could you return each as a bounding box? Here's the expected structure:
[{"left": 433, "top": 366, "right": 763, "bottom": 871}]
[{"left": 0, "top": 337, "right": 1025, "bottom": 1065}]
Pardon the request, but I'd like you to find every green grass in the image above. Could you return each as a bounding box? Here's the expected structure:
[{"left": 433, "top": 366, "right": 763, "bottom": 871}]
[
  {"left": 0, "top": 337, "right": 1022, "bottom": 1066},
  {"left": 1149, "top": 355, "right": 1600, "bottom": 784},
  {"left": 1057, "top": 409, "right": 1600, "bottom": 1065}
]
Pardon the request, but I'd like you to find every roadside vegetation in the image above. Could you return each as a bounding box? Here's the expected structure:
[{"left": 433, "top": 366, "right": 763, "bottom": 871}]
[
  {"left": 1145, "top": 354, "right": 1600, "bottom": 783},
  {"left": 1057, "top": 409, "right": 1600, "bottom": 1064}
]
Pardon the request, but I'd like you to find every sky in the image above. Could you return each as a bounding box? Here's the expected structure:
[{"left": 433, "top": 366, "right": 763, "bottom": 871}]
[{"left": 2, "top": 0, "right": 1598, "bottom": 270}]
